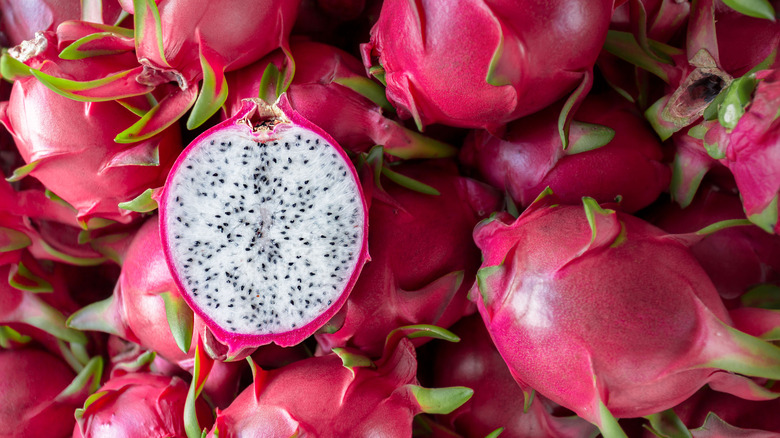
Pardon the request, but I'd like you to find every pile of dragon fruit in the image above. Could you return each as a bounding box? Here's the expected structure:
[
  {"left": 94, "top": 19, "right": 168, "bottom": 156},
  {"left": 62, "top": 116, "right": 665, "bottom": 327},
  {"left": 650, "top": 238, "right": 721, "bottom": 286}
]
[{"left": 1, "top": 0, "right": 779, "bottom": 436}]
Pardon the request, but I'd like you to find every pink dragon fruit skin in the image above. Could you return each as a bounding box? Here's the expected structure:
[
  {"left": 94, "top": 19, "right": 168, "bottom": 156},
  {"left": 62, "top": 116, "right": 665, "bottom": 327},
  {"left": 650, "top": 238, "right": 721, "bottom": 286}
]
[
  {"left": 650, "top": 184, "right": 780, "bottom": 301},
  {"left": 119, "top": 0, "right": 299, "bottom": 89},
  {"left": 717, "top": 69, "right": 780, "bottom": 233},
  {"left": 316, "top": 159, "right": 500, "bottom": 357},
  {"left": 0, "top": 48, "right": 183, "bottom": 226},
  {"left": 460, "top": 92, "right": 670, "bottom": 213},
  {"left": 0, "top": 0, "right": 122, "bottom": 46},
  {"left": 0, "top": 348, "right": 81, "bottom": 438},
  {"left": 72, "top": 372, "right": 214, "bottom": 438},
  {"left": 472, "top": 194, "right": 780, "bottom": 432},
  {"left": 225, "top": 40, "right": 454, "bottom": 159},
  {"left": 207, "top": 332, "right": 470, "bottom": 437},
  {"left": 432, "top": 315, "right": 599, "bottom": 438},
  {"left": 670, "top": 386, "right": 780, "bottom": 437},
  {"left": 362, "top": 0, "right": 613, "bottom": 131}
]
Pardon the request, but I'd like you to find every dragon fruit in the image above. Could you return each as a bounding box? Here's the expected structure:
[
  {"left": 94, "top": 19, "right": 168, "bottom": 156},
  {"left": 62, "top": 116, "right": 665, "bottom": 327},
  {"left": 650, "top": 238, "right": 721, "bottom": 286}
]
[
  {"left": 0, "top": 0, "right": 122, "bottom": 46},
  {"left": 362, "top": 0, "right": 613, "bottom": 133},
  {"left": 207, "top": 326, "right": 472, "bottom": 437},
  {"left": 650, "top": 183, "right": 780, "bottom": 300},
  {"left": 50, "top": 0, "right": 302, "bottom": 139},
  {"left": 472, "top": 192, "right": 780, "bottom": 435},
  {"left": 67, "top": 216, "right": 248, "bottom": 407},
  {"left": 0, "top": 32, "right": 182, "bottom": 227},
  {"left": 669, "top": 386, "right": 780, "bottom": 437},
  {"left": 0, "top": 347, "right": 101, "bottom": 438},
  {"left": 225, "top": 40, "right": 456, "bottom": 159},
  {"left": 316, "top": 158, "right": 500, "bottom": 357},
  {"left": 432, "top": 315, "right": 599, "bottom": 438},
  {"left": 159, "top": 96, "right": 368, "bottom": 356},
  {"left": 460, "top": 91, "right": 669, "bottom": 213},
  {"left": 72, "top": 371, "right": 213, "bottom": 438},
  {"left": 705, "top": 69, "right": 780, "bottom": 233}
]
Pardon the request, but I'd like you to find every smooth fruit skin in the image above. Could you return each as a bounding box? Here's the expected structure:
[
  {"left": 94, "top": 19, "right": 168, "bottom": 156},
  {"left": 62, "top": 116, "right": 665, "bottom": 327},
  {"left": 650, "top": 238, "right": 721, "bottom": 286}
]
[
  {"left": 362, "top": 0, "right": 613, "bottom": 131},
  {"left": 0, "top": 348, "right": 78, "bottom": 438},
  {"left": 471, "top": 196, "right": 780, "bottom": 429},
  {"left": 433, "top": 315, "right": 599, "bottom": 438},
  {"left": 72, "top": 372, "right": 213, "bottom": 438},
  {"left": 316, "top": 159, "right": 500, "bottom": 357},
  {"left": 460, "top": 92, "right": 670, "bottom": 213}
]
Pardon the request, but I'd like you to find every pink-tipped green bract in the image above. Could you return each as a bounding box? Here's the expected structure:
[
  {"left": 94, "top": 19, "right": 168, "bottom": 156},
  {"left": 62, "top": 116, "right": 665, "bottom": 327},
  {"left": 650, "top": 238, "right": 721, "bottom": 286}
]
[
  {"left": 160, "top": 97, "right": 369, "bottom": 356},
  {"left": 362, "top": 0, "right": 612, "bottom": 132},
  {"left": 472, "top": 192, "right": 780, "bottom": 435}
]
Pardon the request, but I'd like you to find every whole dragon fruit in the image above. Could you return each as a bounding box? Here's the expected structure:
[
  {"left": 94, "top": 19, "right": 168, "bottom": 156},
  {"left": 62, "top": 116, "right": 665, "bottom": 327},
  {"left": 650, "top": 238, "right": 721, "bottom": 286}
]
[
  {"left": 472, "top": 192, "right": 780, "bottom": 435},
  {"left": 72, "top": 371, "right": 213, "bottom": 438},
  {"left": 207, "top": 326, "right": 473, "bottom": 437},
  {"left": 0, "top": 347, "right": 100, "bottom": 438},
  {"left": 159, "top": 97, "right": 368, "bottom": 356},
  {"left": 316, "top": 158, "right": 500, "bottom": 357},
  {"left": 362, "top": 0, "right": 613, "bottom": 132},
  {"left": 432, "top": 315, "right": 599, "bottom": 438},
  {"left": 0, "top": 32, "right": 182, "bottom": 227},
  {"left": 225, "top": 40, "right": 456, "bottom": 159},
  {"left": 460, "top": 92, "right": 669, "bottom": 213}
]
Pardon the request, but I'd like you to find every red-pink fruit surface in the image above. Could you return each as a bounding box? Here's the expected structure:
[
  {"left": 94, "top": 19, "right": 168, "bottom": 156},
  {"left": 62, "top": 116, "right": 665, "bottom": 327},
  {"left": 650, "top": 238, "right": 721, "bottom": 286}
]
[
  {"left": 207, "top": 336, "right": 450, "bottom": 437},
  {"left": 0, "top": 33, "right": 182, "bottom": 225},
  {"left": 226, "top": 40, "right": 453, "bottom": 159},
  {"left": 362, "top": 0, "right": 613, "bottom": 131},
  {"left": 119, "top": 0, "right": 299, "bottom": 89},
  {"left": 472, "top": 195, "right": 780, "bottom": 430},
  {"left": 72, "top": 372, "right": 213, "bottom": 438},
  {"left": 0, "top": 348, "right": 78, "bottom": 438},
  {"left": 651, "top": 184, "right": 780, "bottom": 300},
  {"left": 316, "top": 159, "right": 499, "bottom": 357},
  {"left": 433, "top": 315, "right": 598, "bottom": 438},
  {"left": 460, "top": 92, "right": 669, "bottom": 213}
]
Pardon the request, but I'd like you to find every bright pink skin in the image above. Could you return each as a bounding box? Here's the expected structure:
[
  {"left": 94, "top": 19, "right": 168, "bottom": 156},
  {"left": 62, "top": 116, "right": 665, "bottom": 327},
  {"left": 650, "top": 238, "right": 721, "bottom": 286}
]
[
  {"left": 362, "top": 0, "right": 613, "bottom": 131},
  {"left": 650, "top": 184, "right": 780, "bottom": 301},
  {"left": 0, "top": 348, "right": 79, "bottom": 438},
  {"left": 460, "top": 92, "right": 670, "bottom": 213},
  {"left": 226, "top": 40, "right": 446, "bottom": 158},
  {"left": 0, "top": 0, "right": 122, "bottom": 46},
  {"left": 432, "top": 315, "right": 598, "bottom": 438},
  {"left": 471, "top": 197, "right": 771, "bottom": 425},
  {"left": 160, "top": 96, "right": 369, "bottom": 352},
  {"left": 207, "top": 337, "right": 427, "bottom": 437},
  {"left": 119, "top": 0, "right": 299, "bottom": 89},
  {"left": 72, "top": 372, "right": 214, "bottom": 438},
  {"left": 316, "top": 159, "right": 500, "bottom": 357},
  {"left": 0, "top": 178, "right": 109, "bottom": 265},
  {"left": 0, "top": 35, "right": 183, "bottom": 225},
  {"left": 716, "top": 69, "right": 780, "bottom": 233}
]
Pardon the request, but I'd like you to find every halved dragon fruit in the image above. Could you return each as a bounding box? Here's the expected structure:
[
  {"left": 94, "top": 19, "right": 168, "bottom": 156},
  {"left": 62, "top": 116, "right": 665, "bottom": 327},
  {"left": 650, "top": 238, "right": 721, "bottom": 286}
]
[{"left": 159, "top": 96, "right": 369, "bottom": 355}]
